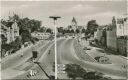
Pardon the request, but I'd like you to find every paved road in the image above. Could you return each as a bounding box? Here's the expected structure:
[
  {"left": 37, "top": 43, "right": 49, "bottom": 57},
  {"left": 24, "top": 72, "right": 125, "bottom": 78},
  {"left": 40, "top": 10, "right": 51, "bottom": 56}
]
[
  {"left": 57, "top": 38, "right": 127, "bottom": 79},
  {"left": 1, "top": 40, "right": 51, "bottom": 79},
  {"left": 1, "top": 38, "right": 66, "bottom": 79},
  {"left": 1, "top": 38, "right": 127, "bottom": 79},
  {"left": 1, "top": 40, "right": 49, "bottom": 70},
  {"left": 14, "top": 38, "right": 66, "bottom": 79}
]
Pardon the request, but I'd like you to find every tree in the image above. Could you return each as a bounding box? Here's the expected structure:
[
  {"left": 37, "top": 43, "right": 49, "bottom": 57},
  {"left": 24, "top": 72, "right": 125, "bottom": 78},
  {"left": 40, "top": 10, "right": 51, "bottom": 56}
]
[
  {"left": 71, "top": 29, "right": 75, "bottom": 33},
  {"left": 20, "top": 29, "right": 31, "bottom": 44},
  {"left": 1, "top": 34, "right": 7, "bottom": 44},
  {"left": 75, "top": 29, "right": 80, "bottom": 33},
  {"left": 8, "top": 14, "right": 20, "bottom": 21},
  {"left": 65, "top": 64, "right": 107, "bottom": 79},
  {"left": 65, "top": 64, "right": 86, "bottom": 79},
  {"left": 83, "top": 72, "right": 96, "bottom": 79},
  {"left": 46, "top": 28, "right": 52, "bottom": 33},
  {"left": 62, "top": 29, "right": 66, "bottom": 34},
  {"left": 86, "top": 20, "right": 98, "bottom": 36},
  {"left": 1, "top": 43, "right": 12, "bottom": 52},
  {"left": 57, "top": 27, "right": 64, "bottom": 33},
  {"left": 81, "top": 28, "right": 86, "bottom": 33},
  {"left": 10, "top": 37, "right": 22, "bottom": 53},
  {"left": 18, "top": 18, "right": 41, "bottom": 33},
  {"left": 29, "top": 19, "right": 41, "bottom": 32},
  {"left": 39, "top": 27, "right": 46, "bottom": 32},
  {"left": 14, "top": 15, "right": 41, "bottom": 44}
]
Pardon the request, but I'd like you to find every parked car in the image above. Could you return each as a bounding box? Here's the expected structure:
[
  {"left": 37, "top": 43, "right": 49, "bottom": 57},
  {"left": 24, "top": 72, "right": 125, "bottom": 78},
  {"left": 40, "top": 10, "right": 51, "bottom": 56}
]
[
  {"left": 72, "top": 36, "right": 75, "bottom": 38},
  {"left": 96, "top": 49, "right": 105, "bottom": 53},
  {"left": 83, "top": 47, "right": 91, "bottom": 50}
]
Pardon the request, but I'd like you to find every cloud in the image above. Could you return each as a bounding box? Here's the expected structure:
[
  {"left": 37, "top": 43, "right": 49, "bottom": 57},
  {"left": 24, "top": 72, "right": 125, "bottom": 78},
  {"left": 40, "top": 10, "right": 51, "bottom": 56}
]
[
  {"left": 58, "top": 4, "right": 97, "bottom": 16},
  {"left": 84, "top": 11, "right": 122, "bottom": 25},
  {"left": 1, "top": 1, "right": 126, "bottom": 28}
]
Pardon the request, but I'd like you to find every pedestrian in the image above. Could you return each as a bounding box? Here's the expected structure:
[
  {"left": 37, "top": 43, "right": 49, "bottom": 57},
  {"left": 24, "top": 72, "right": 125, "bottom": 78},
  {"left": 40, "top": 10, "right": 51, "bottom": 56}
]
[
  {"left": 27, "top": 69, "right": 38, "bottom": 78},
  {"left": 30, "top": 69, "right": 34, "bottom": 76},
  {"left": 122, "top": 64, "right": 127, "bottom": 69},
  {"left": 33, "top": 69, "right": 38, "bottom": 76},
  {"left": 48, "top": 50, "right": 51, "bottom": 54},
  {"left": 27, "top": 70, "right": 33, "bottom": 78},
  {"left": 20, "top": 53, "right": 23, "bottom": 57}
]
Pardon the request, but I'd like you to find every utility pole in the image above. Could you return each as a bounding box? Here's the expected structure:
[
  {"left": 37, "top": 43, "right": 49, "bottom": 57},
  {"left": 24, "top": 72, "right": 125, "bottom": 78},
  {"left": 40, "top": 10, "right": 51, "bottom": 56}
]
[{"left": 49, "top": 16, "right": 61, "bottom": 79}]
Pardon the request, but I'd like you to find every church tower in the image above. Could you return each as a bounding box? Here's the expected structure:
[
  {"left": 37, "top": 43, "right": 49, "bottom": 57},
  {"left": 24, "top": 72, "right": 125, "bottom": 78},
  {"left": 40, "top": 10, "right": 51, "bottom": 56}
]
[{"left": 71, "top": 17, "right": 78, "bottom": 30}]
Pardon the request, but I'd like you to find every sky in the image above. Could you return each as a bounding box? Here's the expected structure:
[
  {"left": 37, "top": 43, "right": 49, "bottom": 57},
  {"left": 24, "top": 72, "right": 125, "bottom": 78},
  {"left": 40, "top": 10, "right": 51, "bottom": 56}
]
[{"left": 0, "top": 0, "right": 127, "bottom": 28}]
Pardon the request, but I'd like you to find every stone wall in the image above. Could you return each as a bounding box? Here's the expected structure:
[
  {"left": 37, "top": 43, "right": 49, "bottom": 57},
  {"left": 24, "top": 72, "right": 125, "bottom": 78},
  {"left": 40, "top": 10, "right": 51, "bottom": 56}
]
[
  {"left": 106, "top": 28, "right": 117, "bottom": 51},
  {"left": 117, "top": 37, "right": 127, "bottom": 56}
]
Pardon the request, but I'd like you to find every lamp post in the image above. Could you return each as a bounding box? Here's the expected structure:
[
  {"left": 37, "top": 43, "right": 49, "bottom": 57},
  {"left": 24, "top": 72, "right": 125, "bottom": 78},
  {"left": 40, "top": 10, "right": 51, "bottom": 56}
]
[{"left": 49, "top": 16, "right": 61, "bottom": 79}]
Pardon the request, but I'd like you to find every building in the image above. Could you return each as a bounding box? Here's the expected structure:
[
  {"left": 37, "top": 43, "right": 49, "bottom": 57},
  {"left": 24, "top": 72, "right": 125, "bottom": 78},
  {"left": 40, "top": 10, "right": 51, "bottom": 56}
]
[
  {"left": 71, "top": 17, "right": 78, "bottom": 31},
  {"left": 116, "top": 17, "right": 128, "bottom": 37},
  {"left": 101, "top": 29, "right": 107, "bottom": 47},
  {"left": 1, "top": 21, "right": 19, "bottom": 43},
  {"left": 106, "top": 17, "right": 117, "bottom": 51},
  {"left": 94, "top": 26, "right": 107, "bottom": 46},
  {"left": 94, "top": 27, "right": 104, "bottom": 42},
  {"left": 31, "top": 31, "right": 50, "bottom": 40},
  {"left": 116, "top": 16, "right": 128, "bottom": 56},
  {"left": 106, "top": 16, "right": 127, "bottom": 56},
  {"left": 94, "top": 16, "right": 127, "bottom": 56},
  {"left": 67, "top": 25, "right": 72, "bottom": 30},
  {"left": 117, "top": 36, "right": 127, "bottom": 56}
]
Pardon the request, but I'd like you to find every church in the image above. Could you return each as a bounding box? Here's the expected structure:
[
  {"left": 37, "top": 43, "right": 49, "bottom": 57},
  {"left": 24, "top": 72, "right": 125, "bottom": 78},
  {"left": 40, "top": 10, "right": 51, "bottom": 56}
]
[{"left": 68, "top": 17, "right": 78, "bottom": 31}]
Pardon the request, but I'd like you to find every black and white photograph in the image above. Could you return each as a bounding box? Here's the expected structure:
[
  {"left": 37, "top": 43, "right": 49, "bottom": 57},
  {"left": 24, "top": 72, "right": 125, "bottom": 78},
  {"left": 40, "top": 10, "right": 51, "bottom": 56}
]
[{"left": 0, "top": 0, "right": 128, "bottom": 80}]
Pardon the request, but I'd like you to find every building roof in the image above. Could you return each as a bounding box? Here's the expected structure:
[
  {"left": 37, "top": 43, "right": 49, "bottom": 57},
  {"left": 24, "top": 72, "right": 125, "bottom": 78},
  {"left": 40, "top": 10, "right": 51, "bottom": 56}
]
[
  {"left": 72, "top": 17, "right": 77, "bottom": 24},
  {"left": 1, "top": 21, "right": 14, "bottom": 28},
  {"left": 0, "top": 22, "right": 8, "bottom": 30},
  {"left": 6, "top": 21, "right": 14, "bottom": 27}
]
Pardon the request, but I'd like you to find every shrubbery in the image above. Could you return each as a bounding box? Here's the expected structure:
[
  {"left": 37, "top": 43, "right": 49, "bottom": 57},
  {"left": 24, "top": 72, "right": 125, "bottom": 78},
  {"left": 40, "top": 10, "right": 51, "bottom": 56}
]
[{"left": 65, "top": 64, "right": 110, "bottom": 79}]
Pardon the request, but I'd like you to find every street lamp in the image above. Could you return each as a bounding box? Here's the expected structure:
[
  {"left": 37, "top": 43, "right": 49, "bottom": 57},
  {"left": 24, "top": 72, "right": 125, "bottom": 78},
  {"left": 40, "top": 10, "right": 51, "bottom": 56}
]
[
  {"left": 49, "top": 16, "right": 61, "bottom": 79},
  {"left": 49, "top": 16, "right": 61, "bottom": 34}
]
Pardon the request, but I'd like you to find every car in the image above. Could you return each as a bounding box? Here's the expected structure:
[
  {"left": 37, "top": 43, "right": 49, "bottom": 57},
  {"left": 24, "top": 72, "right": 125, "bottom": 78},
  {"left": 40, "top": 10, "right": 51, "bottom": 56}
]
[
  {"left": 97, "top": 49, "right": 105, "bottom": 53},
  {"left": 83, "top": 47, "right": 91, "bottom": 50}
]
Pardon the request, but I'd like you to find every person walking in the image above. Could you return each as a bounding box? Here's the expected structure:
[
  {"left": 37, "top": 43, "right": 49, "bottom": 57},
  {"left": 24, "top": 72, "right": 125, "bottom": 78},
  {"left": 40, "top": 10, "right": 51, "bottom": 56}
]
[{"left": 48, "top": 50, "right": 51, "bottom": 54}]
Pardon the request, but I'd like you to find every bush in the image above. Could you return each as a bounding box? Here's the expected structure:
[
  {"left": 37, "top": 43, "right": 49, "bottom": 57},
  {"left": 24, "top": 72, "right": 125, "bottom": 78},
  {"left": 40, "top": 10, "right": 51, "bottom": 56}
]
[
  {"left": 65, "top": 64, "right": 108, "bottom": 79},
  {"left": 65, "top": 64, "right": 86, "bottom": 79}
]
